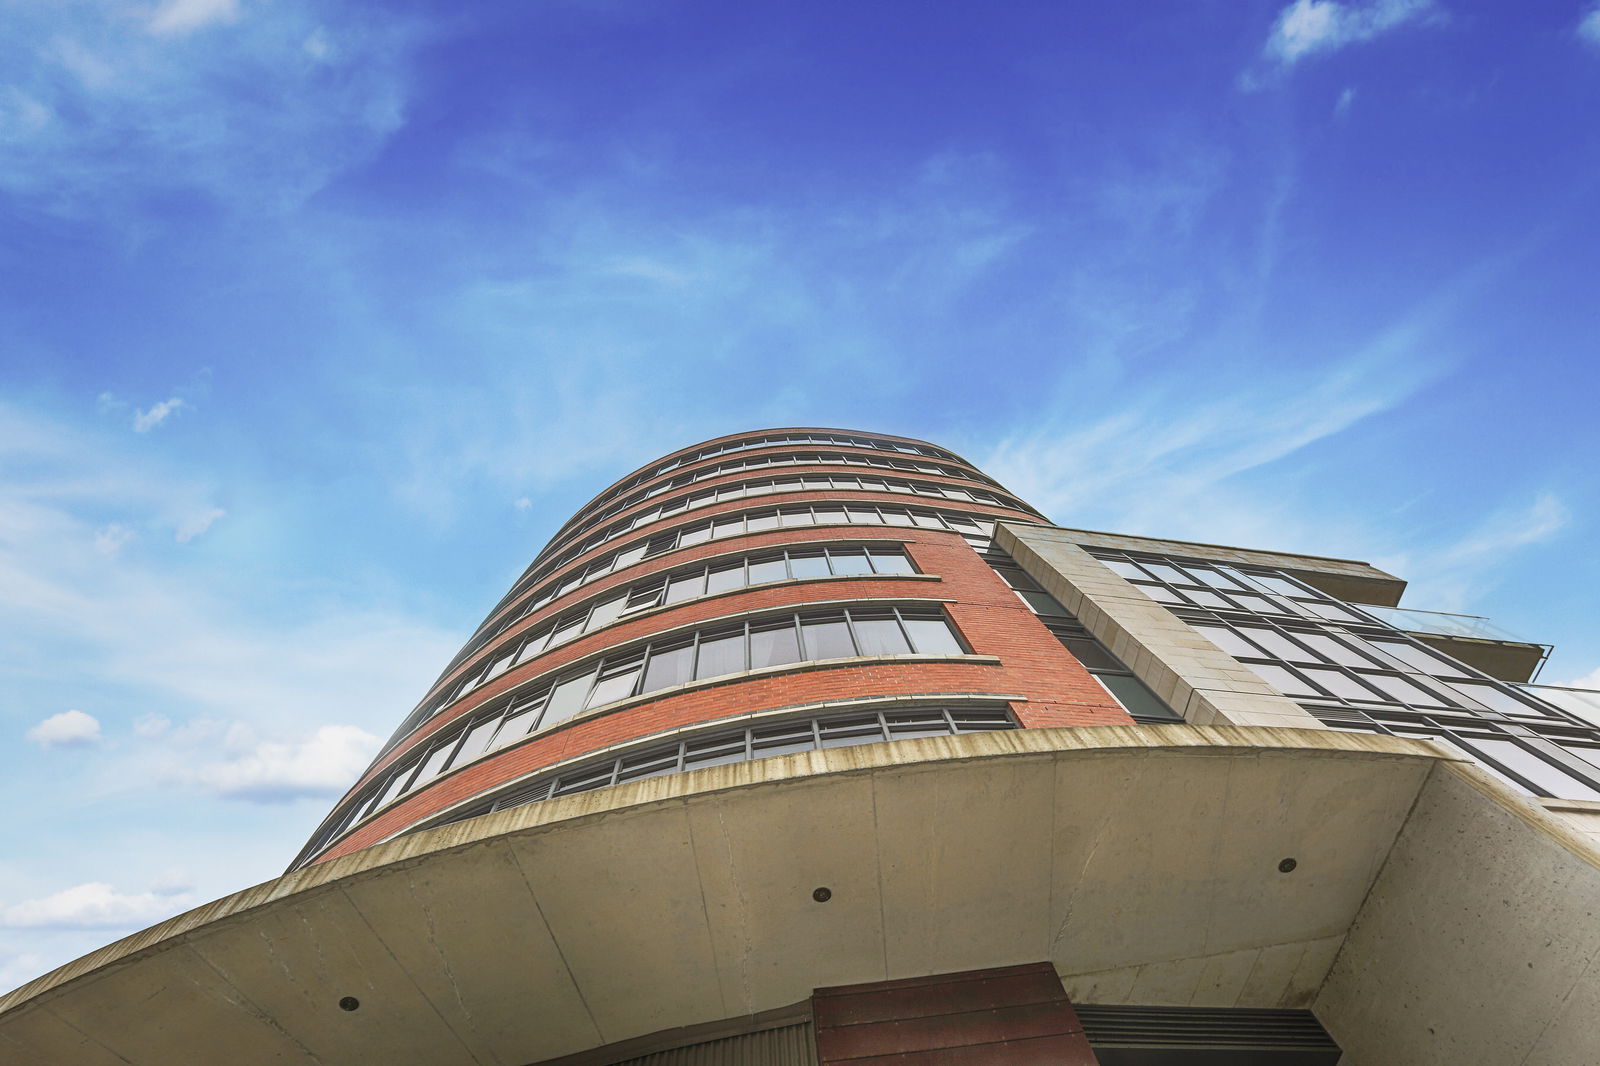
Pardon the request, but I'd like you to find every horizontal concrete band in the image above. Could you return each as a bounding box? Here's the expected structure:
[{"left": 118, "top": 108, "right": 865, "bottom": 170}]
[{"left": 4, "top": 727, "right": 1446, "bottom": 1015}]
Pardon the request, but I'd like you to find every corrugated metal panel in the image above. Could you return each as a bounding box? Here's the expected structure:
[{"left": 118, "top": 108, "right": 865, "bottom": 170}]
[
  {"left": 1077, "top": 1004, "right": 1340, "bottom": 1054},
  {"left": 609, "top": 1022, "right": 818, "bottom": 1066}
]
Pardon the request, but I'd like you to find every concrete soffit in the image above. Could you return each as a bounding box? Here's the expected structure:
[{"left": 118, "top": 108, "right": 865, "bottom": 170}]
[{"left": 0, "top": 726, "right": 1455, "bottom": 1066}]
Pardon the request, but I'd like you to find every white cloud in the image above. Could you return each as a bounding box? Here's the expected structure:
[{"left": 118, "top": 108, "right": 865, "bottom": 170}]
[
  {"left": 1262, "top": 0, "right": 1437, "bottom": 66},
  {"left": 132, "top": 397, "right": 184, "bottom": 433},
  {"left": 1559, "top": 666, "right": 1600, "bottom": 690},
  {"left": 1580, "top": 5, "right": 1600, "bottom": 47},
  {"left": 147, "top": 0, "right": 242, "bottom": 37},
  {"left": 174, "top": 507, "right": 225, "bottom": 543},
  {"left": 1335, "top": 87, "right": 1357, "bottom": 118},
  {"left": 514, "top": 496, "right": 533, "bottom": 511},
  {"left": 133, "top": 713, "right": 172, "bottom": 738},
  {"left": 93, "top": 522, "right": 135, "bottom": 556},
  {"left": 26, "top": 710, "right": 101, "bottom": 748},
  {"left": 165, "top": 723, "right": 380, "bottom": 802},
  {"left": 2, "top": 881, "right": 195, "bottom": 930}
]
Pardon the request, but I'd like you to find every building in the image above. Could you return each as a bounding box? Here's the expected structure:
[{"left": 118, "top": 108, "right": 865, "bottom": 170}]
[{"left": 3, "top": 427, "right": 1599, "bottom": 1064}]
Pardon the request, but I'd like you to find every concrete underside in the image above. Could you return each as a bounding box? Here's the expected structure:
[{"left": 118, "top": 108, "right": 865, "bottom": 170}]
[{"left": 1, "top": 726, "right": 1596, "bottom": 1066}]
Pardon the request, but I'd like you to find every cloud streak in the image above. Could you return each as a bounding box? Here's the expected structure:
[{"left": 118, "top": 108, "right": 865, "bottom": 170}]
[
  {"left": 1263, "top": 0, "right": 1438, "bottom": 65},
  {"left": 0, "top": 0, "right": 414, "bottom": 216},
  {"left": 132, "top": 398, "right": 184, "bottom": 433}
]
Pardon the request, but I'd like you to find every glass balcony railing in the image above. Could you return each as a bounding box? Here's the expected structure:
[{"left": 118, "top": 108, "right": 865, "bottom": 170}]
[{"left": 1359, "top": 604, "right": 1534, "bottom": 644}]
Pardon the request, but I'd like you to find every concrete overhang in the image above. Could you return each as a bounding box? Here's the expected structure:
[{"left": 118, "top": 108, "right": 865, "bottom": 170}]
[
  {"left": 1004, "top": 524, "right": 1407, "bottom": 607},
  {"left": 2, "top": 727, "right": 1595, "bottom": 1066}
]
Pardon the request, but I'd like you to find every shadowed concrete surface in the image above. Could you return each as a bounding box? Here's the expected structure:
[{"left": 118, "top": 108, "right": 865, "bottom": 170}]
[{"left": 0, "top": 726, "right": 1595, "bottom": 1065}]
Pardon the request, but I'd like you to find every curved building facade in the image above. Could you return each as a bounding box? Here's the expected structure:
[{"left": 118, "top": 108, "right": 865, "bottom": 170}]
[
  {"left": 290, "top": 428, "right": 1145, "bottom": 869},
  {"left": 7, "top": 427, "right": 1600, "bottom": 1066}
]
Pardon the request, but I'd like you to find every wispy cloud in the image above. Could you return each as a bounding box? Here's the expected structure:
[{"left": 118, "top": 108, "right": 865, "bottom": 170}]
[
  {"left": 147, "top": 0, "right": 241, "bottom": 37},
  {"left": 1579, "top": 4, "right": 1600, "bottom": 47},
  {"left": 173, "top": 507, "right": 225, "bottom": 543},
  {"left": 132, "top": 397, "right": 184, "bottom": 433},
  {"left": 0, "top": 0, "right": 414, "bottom": 216},
  {"left": 1376, "top": 492, "right": 1571, "bottom": 613},
  {"left": 26, "top": 710, "right": 102, "bottom": 748},
  {"left": 1263, "top": 0, "right": 1438, "bottom": 65},
  {"left": 2, "top": 880, "right": 194, "bottom": 930}
]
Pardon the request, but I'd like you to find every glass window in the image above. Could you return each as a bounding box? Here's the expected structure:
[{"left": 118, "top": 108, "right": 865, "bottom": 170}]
[
  {"left": 852, "top": 612, "right": 912, "bottom": 655},
  {"left": 1461, "top": 738, "right": 1600, "bottom": 801},
  {"left": 1243, "top": 662, "right": 1320, "bottom": 697},
  {"left": 412, "top": 739, "right": 458, "bottom": 788},
  {"left": 664, "top": 571, "right": 706, "bottom": 603},
  {"left": 587, "top": 656, "right": 644, "bottom": 708},
  {"left": 752, "top": 721, "right": 815, "bottom": 756},
  {"left": 695, "top": 626, "right": 747, "bottom": 678},
  {"left": 1099, "top": 673, "right": 1181, "bottom": 721},
  {"left": 641, "top": 640, "right": 695, "bottom": 692},
  {"left": 1191, "top": 624, "right": 1261, "bottom": 659},
  {"left": 1363, "top": 673, "right": 1446, "bottom": 706},
  {"left": 881, "top": 510, "right": 916, "bottom": 527},
  {"left": 1100, "top": 558, "right": 1147, "bottom": 580},
  {"left": 801, "top": 615, "right": 856, "bottom": 659},
  {"left": 885, "top": 711, "right": 949, "bottom": 737},
  {"left": 587, "top": 593, "right": 628, "bottom": 629},
  {"left": 820, "top": 716, "right": 884, "bottom": 746},
  {"left": 787, "top": 551, "right": 830, "bottom": 579},
  {"left": 542, "top": 670, "right": 595, "bottom": 727},
  {"left": 1229, "top": 594, "right": 1280, "bottom": 613},
  {"left": 493, "top": 695, "right": 544, "bottom": 748},
  {"left": 684, "top": 736, "right": 747, "bottom": 769},
  {"left": 456, "top": 715, "right": 503, "bottom": 763},
  {"left": 1184, "top": 589, "right": 1232, "bottom": 609},
  {"left": 867, "top": 549, "right": 915, "bottom": 574},
  {"left": 1241, "top": 628, "right": 1312, "bottom": 662},
  {"left": 828, "top": 551, "right": 873, "bottom": 576},
  {"left": 1295, "top": 633, "right": 1376, "bottom": 667},
  {"left": 1372, "top": 641, "right": 1468, "bottom": 677},
  {"left": 746, "top": 510, "right": 780, "bottom": 531},
  {"left": 813, "top": 505, "right": 848, "bottom": 524},
  {"left": 910, "top": 512, "right": 945, "bottom": 529},
  {"left": 624, "top": 582, "right": 664, "bottom": 611},
  {"left": 705, "top": 561, "right": 744, "bottom": 593},
  {"left": 1302, "top": 667, "right": 1381, "bottom": 701},
  {"left": 747, "top": 554, "right": 788, "bottom": 583},
  {"left": 1061, "top": 637, "right": 1121, "bottom": 672},
  {"left": 548, "top": 614, "right": 585, "bottom": 646},
  {"left": 749, "top": 619, "right": 803, "bottom": 669},
  {"left": 1451, "top": 682, "right": 1538, "bottom": 715},
  {"left": 678, "top": 523, "right": 712, "bottom": 547}
]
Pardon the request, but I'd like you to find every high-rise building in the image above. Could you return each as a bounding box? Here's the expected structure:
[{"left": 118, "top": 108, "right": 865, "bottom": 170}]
[{"left": 4, "top": 428, "right": 1598, "bottom": 1065}]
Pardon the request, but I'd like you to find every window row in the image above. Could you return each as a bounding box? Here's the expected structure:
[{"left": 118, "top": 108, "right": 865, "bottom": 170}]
[
  {"left": 536, "top": 470, "right": 1025, "bottom": 568},
  {"left": 370, "top": 604, "right": 967, "bottom": 824},
  {"left": 300, "top": 704, "right": 1015, "bottom": 864},
  {"left": 1317, "top": 706, "right": 1600, "bottom": 803},
  {"left": 1100, "top": 550, "right": 1600, "bottom": 801},
  {"left": 443, "top": 506, "right": 1000, "bottom": 707},
  {"left": 431, "top": 546, "right": 917, "bottom": 716},
  {"left": 576, "top": 432, "right": 964, "bottom": 521},
  {"left": 556, "top": 449, "right": 994, "bottom": 546},
  {"left": 1093, "top": 553, "right": 1372, "bottom": 625}
]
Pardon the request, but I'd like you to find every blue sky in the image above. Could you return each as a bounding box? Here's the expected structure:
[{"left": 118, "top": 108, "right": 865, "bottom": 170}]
[{"left": 2, "top": 0, "right": 1599, "bottom": 988}]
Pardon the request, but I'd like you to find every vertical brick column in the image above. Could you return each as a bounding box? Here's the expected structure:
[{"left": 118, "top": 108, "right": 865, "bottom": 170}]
[{"left": 812, "top": 963, "right": 1100, "bottom": 1065}]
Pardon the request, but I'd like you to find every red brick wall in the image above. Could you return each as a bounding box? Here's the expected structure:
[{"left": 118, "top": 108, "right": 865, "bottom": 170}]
[
  {"left": 304, "top": 439, "right": 1123, "bottom": 867},
  {"left": 315, "top": 526, "right": 1129, "bottom": 863}
]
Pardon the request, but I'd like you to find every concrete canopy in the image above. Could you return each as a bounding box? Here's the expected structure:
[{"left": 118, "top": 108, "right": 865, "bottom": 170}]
[{"left": 0, "top": 727, "right": 1478, "bottom": 1065}]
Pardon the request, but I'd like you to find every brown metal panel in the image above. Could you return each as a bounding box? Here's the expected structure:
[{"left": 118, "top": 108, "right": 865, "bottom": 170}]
[{"left": 812, "top": 962, "right": 1099, "bottom": 1065}]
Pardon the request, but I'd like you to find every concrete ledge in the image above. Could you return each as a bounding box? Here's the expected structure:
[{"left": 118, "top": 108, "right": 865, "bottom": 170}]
[{"left": 1, "top": 726, "right": 1452, "bottom": 1066}]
